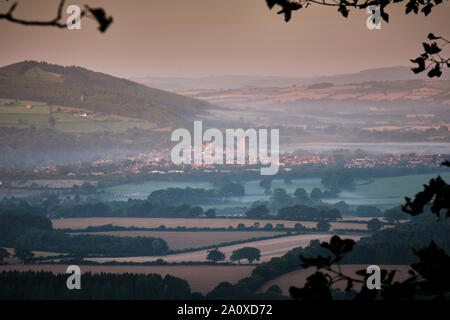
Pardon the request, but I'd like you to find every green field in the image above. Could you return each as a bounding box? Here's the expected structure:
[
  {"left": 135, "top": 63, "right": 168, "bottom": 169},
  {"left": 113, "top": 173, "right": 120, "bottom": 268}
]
[
  {"left": 326, "top": 172, "right": 450, "bottom": 208},
  {"left": 101, "top": 172, "right": 450, "bottom": 209},
  {"left": 0, "top": 99, "right": 157, "bottom": 132}
]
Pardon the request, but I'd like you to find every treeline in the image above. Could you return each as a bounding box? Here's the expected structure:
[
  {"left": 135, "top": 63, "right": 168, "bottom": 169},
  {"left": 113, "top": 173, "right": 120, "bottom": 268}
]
[
  {"left": 147, "top": 185, "right": 245, "bottom": 205},
  {"left": 0, "top": 213, "right": 168, "bottom": 257},
  {"left": 0, "top": 271, "right": 193, "bottom": 300},
  {"left": 246, "top": 203, "right": 342, "bottom": 221},
  {"left": 0, "top": 191, "right": 396, "bottom": 222}
]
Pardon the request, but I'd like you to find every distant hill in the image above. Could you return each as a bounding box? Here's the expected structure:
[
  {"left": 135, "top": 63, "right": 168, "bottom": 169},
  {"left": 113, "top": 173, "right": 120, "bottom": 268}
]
[
  {"left": 0, "top": 61, "right": 214, "bottom": 126},
  {"left": 133, "top": 66, "right": 450, "bottom": 91}
]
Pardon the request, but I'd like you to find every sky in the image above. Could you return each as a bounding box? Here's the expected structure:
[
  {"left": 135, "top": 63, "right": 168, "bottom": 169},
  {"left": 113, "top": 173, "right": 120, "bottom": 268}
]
[{"left": 0, "top": 0, "right": 449, "bottom": 78}]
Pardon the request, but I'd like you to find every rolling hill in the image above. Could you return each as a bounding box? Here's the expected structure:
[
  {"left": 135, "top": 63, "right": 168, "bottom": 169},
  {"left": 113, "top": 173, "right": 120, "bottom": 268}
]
[{"left": 0, "top": 61, "right": 214, "bottom": 127}]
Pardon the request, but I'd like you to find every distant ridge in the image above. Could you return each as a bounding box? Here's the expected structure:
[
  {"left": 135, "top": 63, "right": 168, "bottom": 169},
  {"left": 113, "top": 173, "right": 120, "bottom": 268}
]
[
  {"left": 133, "top": 66, "right": 450, "bottom": 91},
  {"left": 0, "top": 61, "right": 214, "bottom": 126}
]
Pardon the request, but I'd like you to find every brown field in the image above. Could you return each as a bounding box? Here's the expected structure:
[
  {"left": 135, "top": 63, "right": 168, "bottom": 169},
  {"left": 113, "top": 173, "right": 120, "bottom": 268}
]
[
  {"left": 3, "top": 248, "right": 66, "bottom": 264},
  {"left": 259, "top": 264, "right": 413, "bottom": 295},
  {"left": 0, "top": 264, "right": 254, "bottom": 294},
  {"left": 53, "top": 217, "right": 368, "bottom": 231},
  {"left": 70, "top": 231, "right": 285, "bottom": 250},
  {"left": 85, "top": 234, "right": 363, "bottom": 264}
]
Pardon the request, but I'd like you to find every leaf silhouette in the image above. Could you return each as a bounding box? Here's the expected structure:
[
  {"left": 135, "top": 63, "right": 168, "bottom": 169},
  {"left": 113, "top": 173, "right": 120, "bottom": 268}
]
[{"left": 86, "top": 6, "right": 113, "bottom": 33}]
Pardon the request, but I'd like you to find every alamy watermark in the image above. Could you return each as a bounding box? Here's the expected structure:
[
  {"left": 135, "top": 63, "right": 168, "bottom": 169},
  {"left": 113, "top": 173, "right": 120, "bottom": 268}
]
[
  {"left": 66, "top": 5, "right": 82, "bottom": 30},
  {"left": 366, "top": 5, "right": 381, "bottom": 30},
  {"left": 170, "top": 121, "right": 279, "bottom": 175},
  {"left": 66, "top": 265, "right": 81, "bottom": 290}
]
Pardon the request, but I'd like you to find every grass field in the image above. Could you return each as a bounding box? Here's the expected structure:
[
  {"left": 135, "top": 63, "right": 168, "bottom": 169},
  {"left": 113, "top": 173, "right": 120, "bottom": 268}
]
[
  {"left": 0, "top": 264, "right": 254, "bottom": 294},
  {"left": 259, "top": 264, "right": 413, "bottom": 295},
  {"left": 70, "top": 231, "right": 285, "bottom": 250},
  {"left": 53, "top": 217, "right": 369, "bottom": 231},
  {"left": 101, "top": 172, "right": 450, "bottom": 209},
  {"left": 85, "top": 234, "right": 363, "bottom": 264},
  {"left": 0, "top": 99, "right": 157, "bottom": 132}
]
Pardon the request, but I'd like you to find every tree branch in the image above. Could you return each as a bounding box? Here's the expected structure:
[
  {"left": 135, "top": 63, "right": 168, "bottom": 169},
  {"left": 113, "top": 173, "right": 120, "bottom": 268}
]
[{"left": 0, "top": 0, "right": 111, "bottom": 32}]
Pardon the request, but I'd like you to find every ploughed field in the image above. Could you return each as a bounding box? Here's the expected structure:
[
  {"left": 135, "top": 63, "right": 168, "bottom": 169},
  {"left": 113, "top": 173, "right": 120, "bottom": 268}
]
[
  {"left": 70, "top": 231, "right": 286, "bottom": 250},
  {"left": 85, "top": 234, "right": 363, "bottom": 264},
  {"left": 0, "top": 264, "right": 254, "bottom": 294},
  {"left": 53, "top": 217, "right": 369, "bottom": 231}
]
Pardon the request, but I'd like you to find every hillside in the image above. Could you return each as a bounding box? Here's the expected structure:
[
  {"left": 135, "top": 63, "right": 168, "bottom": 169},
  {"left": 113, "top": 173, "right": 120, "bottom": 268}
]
[
  {"left": 0, "top": 61, "right": 214, "bottom": 127},
  {"left": 180, "top": 79, "right": 450, "bottom": 107}
]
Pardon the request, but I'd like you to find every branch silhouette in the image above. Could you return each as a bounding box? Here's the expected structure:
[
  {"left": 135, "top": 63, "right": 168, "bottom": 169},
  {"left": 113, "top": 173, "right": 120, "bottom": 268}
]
[
  {"left": 0, "top": 0, "right": 112, "bottom": 32},
  {"left": 266, "top": 0, "right": 449, "bottom": 77}
]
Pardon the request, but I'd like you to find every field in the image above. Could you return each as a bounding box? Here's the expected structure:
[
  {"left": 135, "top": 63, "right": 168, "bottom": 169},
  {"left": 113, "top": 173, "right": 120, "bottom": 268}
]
[
  {"left": 53, "top": 217, "right": 369, "bottom": 231},
  {"left": 2, "top": 248, "right": 66, "bottom": 264},
  {"left": 100, "top": 172, "right": 450, "bottom": 209},
  {"left": 0, "top": 264, "right": 254, "bottom": 294},
  {"left": 0, "top": 99, "right": 157, "bottom": 132},
  {"left": 70, "top": 231, "right": 285, "bottom": 250},
  {"left": 259, "top": 264, "right": 413, "bottom": 295},
  {"left": 85, "top": 234, "right": 363, "bottom": 264}
]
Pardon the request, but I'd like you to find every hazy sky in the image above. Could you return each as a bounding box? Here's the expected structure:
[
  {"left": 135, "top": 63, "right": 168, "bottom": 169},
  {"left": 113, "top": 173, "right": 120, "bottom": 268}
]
[{"left": 1, "top": 0, "right": 449, "bottom": 78}]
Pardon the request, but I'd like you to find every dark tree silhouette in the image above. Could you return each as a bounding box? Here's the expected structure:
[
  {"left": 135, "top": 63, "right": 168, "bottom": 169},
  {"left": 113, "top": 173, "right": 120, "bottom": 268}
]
[
  {"left": 0, "top": 0, "right": 112, "bottom": 32},
  {"left": 0, "top": 247, "right": 10, "bottom": 264},
  {"left": 14, "top": 246, "right": 34, "bottom": 264},
  {"left": 206, "top": 248, "right": 226, "bottom": 263},
  {"left": 230, "top": 247, "right": 262, "bottom": 264},
  {"left": 289, "top": 162, "right": 450, "bottom": 300},
  {"left": 265, "top": 0, "right": 449, "bottom": 77}
]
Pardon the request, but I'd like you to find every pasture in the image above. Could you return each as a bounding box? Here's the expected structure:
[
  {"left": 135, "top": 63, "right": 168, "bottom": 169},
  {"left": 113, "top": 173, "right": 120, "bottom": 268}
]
[{"left": 0, "top": 99, "right": 157, "bottom": 132}]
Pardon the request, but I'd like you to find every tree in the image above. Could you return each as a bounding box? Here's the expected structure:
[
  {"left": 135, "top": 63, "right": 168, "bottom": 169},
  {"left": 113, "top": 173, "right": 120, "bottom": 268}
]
[
  {"left": 294, "top": 223, "right": 304, "bottom": 231},
  {"left": 205, "top": 208, "right": 216, "bottom": 218},
  {"left": 219, "top": 182, "right": 245, "bottom": 197},
  {"left": 356, "top": 205, "right": 382, "bottom": 217},
  {"left": 321, "top": 170, "right": 355, "bottom": 192},
  {"left": 367, "top": 218, "right": 383, "bottom": 232},
  {"left": 265, "top": 1, "right": 449, "bottom": 78},
  {"left": 294, "top": 187, "right": 311, "bottom": 204},
  {"left": 230, "top": 247, "right": 261, "bottom": 264},
  {"left": 245, "top": 204, "right": 270, "bottom": 219},
  {"left": 275, "top": 223, "right": 285, "bottom": 230},
  {"left": 334, "top": 201, "right": 350, "bottom": 215},
  {"left": 271, "top": 188, "right": 294, "bottom": 211},
  {"left": 259, "top": 177, "right": 273, "bottom": 191},
  {"left": 0, "top": 247, "right": 10, "bottom": 265},
  {"left": 0, "top": 0, "right": 113, "bottom": 32},
  {"left": 14, "top": 246, "right": 34, "bottom": 264},
  {"left": 384, "top": 206, "right": 407, "bottom": 224},
  {"left": 206, "top": 248, "right": 226, "bottom": 263},
  {"left": 317, "top": 220, "right": 331, "bottom": 232},
  {"left": 263, "top": 223, "right": 273, "bottom": 231},
  {"left": 310, "top": 187, "right": 323, "bottom": 200}
]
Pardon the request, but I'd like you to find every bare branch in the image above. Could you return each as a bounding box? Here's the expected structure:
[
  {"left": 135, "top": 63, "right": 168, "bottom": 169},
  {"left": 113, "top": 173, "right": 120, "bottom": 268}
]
[{"left": 0, "top": 0, "right": 111, "bottom": 32}]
